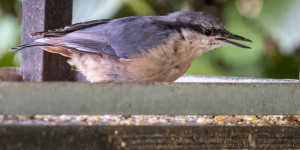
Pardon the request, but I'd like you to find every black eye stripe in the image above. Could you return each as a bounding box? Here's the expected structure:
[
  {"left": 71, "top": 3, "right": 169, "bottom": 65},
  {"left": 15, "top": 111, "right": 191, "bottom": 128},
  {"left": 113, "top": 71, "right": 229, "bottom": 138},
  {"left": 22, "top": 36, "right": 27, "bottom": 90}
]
[
  {"left": 205, "top": 29, "right": 213, "bottom": 36},
  {"left": 151, "top": 20, "right": 222, "bottom": 36},
  {"left": 180, "top": 24, "right": 220, "bottom": 36}
]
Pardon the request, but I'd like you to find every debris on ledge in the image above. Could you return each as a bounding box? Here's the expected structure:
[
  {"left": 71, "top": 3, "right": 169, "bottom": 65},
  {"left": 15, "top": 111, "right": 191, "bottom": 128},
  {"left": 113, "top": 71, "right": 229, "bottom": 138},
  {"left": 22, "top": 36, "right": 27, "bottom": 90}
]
[{"left": 1, "top": 115, "right": 299, "bottom": 126}]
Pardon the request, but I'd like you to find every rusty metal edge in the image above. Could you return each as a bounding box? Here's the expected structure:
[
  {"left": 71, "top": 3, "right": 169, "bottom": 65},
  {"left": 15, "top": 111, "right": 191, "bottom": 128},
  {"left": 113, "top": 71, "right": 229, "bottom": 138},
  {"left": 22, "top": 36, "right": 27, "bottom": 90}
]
[{"left": 0, "top": 82, "right": 299, "bottom": 115}]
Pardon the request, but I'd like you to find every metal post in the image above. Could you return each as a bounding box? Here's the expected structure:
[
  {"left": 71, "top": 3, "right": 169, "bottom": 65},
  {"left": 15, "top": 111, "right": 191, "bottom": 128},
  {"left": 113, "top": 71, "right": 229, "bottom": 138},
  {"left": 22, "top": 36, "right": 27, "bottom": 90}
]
[{"left": 21, "top": 0, "right": 73, "bottom": 81}]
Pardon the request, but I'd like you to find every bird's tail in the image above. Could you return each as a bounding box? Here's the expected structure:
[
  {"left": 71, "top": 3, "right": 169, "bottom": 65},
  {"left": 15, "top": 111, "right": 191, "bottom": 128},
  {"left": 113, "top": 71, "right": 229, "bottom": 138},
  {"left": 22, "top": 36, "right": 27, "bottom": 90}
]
[{"left": 9, "top": 42, "right": 52, "bottom": 51}]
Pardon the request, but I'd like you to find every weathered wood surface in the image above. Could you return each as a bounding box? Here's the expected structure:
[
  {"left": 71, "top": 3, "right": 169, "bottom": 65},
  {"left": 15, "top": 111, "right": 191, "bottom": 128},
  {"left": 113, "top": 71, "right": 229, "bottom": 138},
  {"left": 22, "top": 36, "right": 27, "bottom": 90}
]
[
  {"left": 21, "top": 0, "right": 72, "bottom": 81},
  {"left": 0, "top": 125, "right": 299, "bottom": 149},
  {"left": 0, "top": 68, "right": 87, "bottom": 81},
  {"left": 0, "top": 68, "right": 21, "bottom": 81}
]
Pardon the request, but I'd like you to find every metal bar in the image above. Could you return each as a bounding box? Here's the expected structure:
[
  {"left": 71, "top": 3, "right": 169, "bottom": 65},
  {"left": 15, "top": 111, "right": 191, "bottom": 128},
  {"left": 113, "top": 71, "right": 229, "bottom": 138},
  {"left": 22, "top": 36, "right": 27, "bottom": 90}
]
[
  {"left": 2, "top": 67, "right": 299, "bottom": 83},
  {"left": 0, "top": 125, "right": 299, "bottom": 149},
  {"left": 175, "top": 75, "right": 299, "bottom": 83},
  {"left": 21, "top": 0, "right": 72, "bottom": 81},
  {"left": 0, "top": 82, "right": 299, "bottom": 115}
]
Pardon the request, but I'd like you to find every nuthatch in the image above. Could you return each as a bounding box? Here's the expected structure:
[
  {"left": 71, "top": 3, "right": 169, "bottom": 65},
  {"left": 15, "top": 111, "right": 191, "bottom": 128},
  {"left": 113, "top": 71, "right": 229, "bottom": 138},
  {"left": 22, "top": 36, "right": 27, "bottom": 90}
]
[{"left": 10, "top": 11, "right": 252, "bottom": 82}]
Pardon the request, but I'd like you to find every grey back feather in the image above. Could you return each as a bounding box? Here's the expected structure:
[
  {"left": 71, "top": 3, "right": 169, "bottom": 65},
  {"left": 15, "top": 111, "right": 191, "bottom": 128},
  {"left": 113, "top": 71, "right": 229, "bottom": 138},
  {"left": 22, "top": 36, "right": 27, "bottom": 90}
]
[
  {"left": 102, "top": 16, "right": 176, "bottom": 58},
  {"left": 49, "top": 16, "right": 176, "bottom": 58},
  {"left": 35, "top": 11, "right": 223, "bottom": 58}
]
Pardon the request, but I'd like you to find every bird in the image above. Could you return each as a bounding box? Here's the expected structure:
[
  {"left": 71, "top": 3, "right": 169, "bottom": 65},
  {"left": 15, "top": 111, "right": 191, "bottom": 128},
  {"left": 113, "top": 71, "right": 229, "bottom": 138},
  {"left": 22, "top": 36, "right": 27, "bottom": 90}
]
[{"left": 10, "top": 11, "right": 252, "bottom": 82}]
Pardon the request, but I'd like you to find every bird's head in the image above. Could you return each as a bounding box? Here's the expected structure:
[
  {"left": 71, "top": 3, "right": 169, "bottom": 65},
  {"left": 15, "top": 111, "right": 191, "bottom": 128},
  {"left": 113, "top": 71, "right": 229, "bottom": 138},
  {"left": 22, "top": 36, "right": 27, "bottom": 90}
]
[{"left": 164, "top": 11, "right": 252, "bottom": 53}]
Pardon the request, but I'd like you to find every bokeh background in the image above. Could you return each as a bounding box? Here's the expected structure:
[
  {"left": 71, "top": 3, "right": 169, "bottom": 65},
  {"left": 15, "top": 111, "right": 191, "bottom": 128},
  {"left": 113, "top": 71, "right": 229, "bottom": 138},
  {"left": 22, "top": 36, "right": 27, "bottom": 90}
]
[{"left": 0, "top": 0, "right": 299, "bottom": 79}]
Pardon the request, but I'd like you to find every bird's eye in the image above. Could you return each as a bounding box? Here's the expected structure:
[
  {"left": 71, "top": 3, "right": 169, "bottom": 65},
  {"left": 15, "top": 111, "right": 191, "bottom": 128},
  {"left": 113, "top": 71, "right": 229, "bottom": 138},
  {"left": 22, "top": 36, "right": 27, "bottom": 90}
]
[{"left": 204, "top": 29, "right": 213, "bottom": 36}]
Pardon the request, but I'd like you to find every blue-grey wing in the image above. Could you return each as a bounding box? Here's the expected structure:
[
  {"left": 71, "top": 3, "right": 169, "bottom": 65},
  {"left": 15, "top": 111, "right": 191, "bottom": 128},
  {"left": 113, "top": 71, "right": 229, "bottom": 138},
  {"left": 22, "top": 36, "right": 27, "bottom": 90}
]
[
  {"left": 38, "top": 19, "right": 116, "bottom": 56},
  {"left": 50, "top": 16, "right": 175, "bottom": 58},
  {"left": 102, "top": 16, "right": 175, "bottom": 58}
]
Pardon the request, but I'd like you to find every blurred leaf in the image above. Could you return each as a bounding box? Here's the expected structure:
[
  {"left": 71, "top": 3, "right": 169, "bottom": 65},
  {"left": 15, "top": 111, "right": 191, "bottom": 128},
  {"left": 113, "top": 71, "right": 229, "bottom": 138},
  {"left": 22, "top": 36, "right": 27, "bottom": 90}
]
[
  {"left": 13, "top": 51, "right": 21, "bottom": 66},
  {"left": 73, "top": 0, "right": 125, "bottom": 23},
  {"left": 255, "top": 0, "right": 300, "bottom": 55},
  {"left": 186, "top": 52, "right": 224, "bottom": 75},
  {"left": 216, "top": 1, "right": 264, "bottom": 77},
  {"left": 0, "top": 14, "right": 21, "bottom": 66},
  {"left": 125, "top": 0, "right": 156, "bottom": 16},
  {"left": 0, "top": 0, "right": 15, "bottom": 15}
]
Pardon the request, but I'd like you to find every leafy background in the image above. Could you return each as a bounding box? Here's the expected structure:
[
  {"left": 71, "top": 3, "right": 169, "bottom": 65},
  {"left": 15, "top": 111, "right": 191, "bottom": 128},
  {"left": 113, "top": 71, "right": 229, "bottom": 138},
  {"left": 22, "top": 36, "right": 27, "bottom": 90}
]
[{"left": 0, "top": 0, "right": 299, "bottom": 79}]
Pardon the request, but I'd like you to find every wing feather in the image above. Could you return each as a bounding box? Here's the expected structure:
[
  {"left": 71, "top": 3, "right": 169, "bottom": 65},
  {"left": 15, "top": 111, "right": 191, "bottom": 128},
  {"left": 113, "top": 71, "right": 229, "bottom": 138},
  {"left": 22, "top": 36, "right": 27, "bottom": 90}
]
[
  {"left": 31, "top": 19, "right": 111, "bottom": 37},
  {"left": 33, "top": 16, "right": 178, "bottom": 58}
]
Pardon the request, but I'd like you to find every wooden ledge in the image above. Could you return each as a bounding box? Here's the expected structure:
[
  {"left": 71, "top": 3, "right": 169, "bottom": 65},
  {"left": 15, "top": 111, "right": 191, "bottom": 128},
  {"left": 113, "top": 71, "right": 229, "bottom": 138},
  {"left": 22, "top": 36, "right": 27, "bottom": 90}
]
[{"left": 0, "top": 125, "right": 299, "bottom": 149}]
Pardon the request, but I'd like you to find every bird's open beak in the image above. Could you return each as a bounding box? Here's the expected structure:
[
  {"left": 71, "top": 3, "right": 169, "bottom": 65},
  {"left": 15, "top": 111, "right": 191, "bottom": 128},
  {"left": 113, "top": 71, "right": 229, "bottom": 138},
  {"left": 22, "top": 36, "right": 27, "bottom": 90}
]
[{"left": 216, "top": 31, "right": 252, "bottom": 49}]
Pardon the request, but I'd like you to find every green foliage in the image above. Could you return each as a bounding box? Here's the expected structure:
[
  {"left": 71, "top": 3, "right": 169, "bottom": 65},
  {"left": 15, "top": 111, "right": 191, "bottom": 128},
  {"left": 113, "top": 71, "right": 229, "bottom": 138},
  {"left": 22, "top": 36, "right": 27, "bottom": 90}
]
[
  {"left": 0, "top": 0, "right": 21, "bottom": 67},
  {"left": 0, "top": 0, "right": 299, "bottom": 79},
  {"left": 72, "top": 0, "right": 125, "bottom": 23},
  {"left": 255, "top": 0, "right": 300, "bottom": 55}
]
